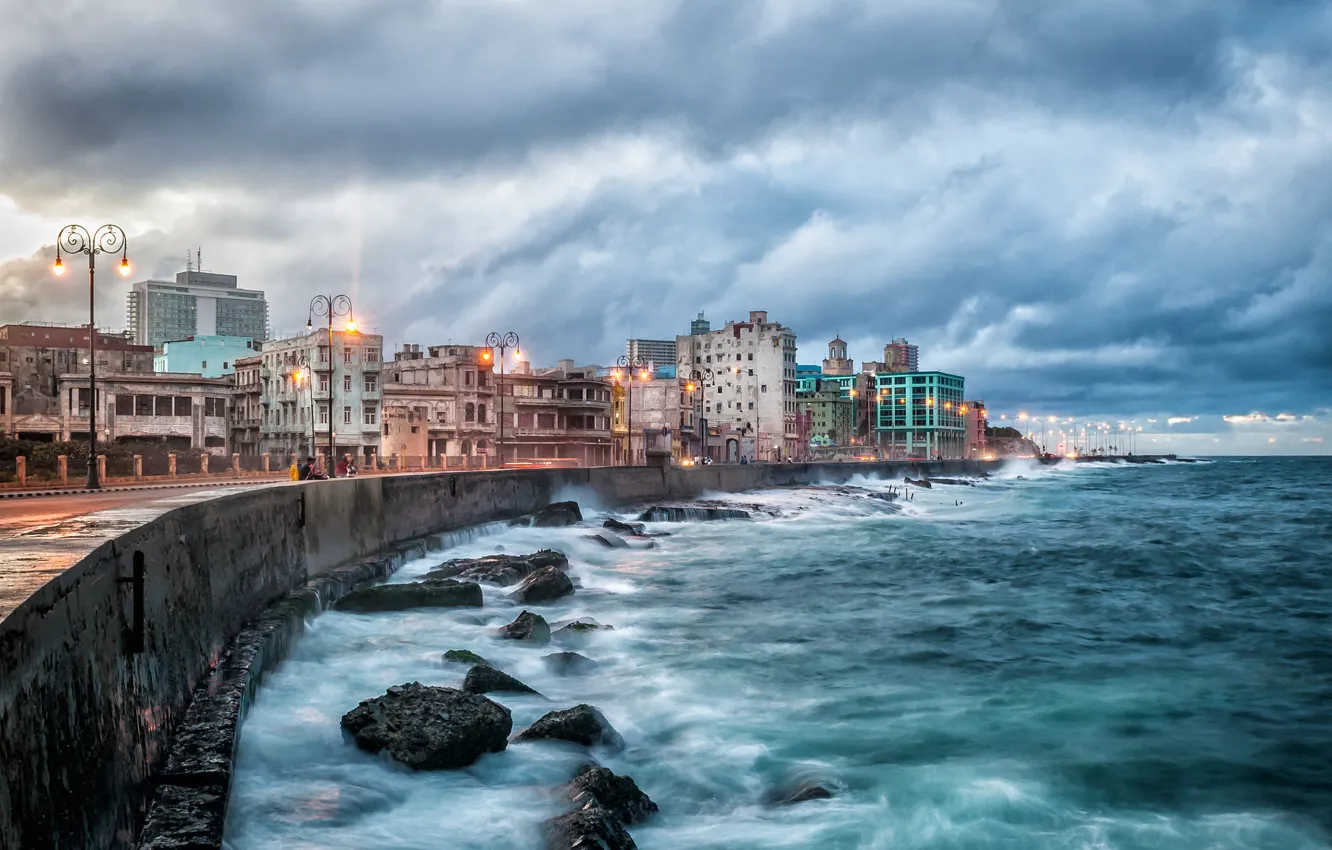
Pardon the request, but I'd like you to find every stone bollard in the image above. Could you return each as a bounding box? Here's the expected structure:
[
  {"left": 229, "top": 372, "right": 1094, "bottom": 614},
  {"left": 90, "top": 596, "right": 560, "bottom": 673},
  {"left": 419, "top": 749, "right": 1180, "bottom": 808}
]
[
  {"left": 16, "top": 456, "right": 25, "bottom": 487},
  {"left": 232, "top": 453, "right": 240, "bottom": 475},
  {"left": 57, "top": 455, "right": 68, "bottom": 485},
  {"left": 317, "top": 452, "right": 325, "bottom": 475},
  {"left": 133, "top": 455, "right": 143, "bottom": 480},
  {"left": 201, "top": 453, "right": 209, "bottom": 475},
  {"left": 368, "top": 451, "right": 377, "bottom": 472},
  {"left": 97, "top": 455, "right": 106, "bottom": 483},
  {"left": 262, "top": 453, "right": 270, "bottom": 473},
  {"left": 168, "top": 454, "right": 177, "bottom": 478},
  {"left": 418, "top": 455, "right": 425, "bottom": 470}
]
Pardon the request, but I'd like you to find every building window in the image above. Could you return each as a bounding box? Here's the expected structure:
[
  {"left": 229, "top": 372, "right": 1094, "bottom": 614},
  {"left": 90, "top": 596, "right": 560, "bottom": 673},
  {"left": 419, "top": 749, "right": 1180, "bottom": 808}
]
[
  {"left": 343, "top": 375, "right": 352, "bottom": 392},
  {"left": 364, "top": 375, "right": 377, "bottom": 392},
  {"left": 318, "top": 405, "right": 329, "bottom": 425},
  {"left": 366, "top": 347, "right": 380, "bottom": 363},
  {"left": 343, "top": 406, "right": 352, "bottom": 424},
  {"left": 319, "top": 376, "right": 329, "bottom": 392},
  {"left": 477, "top": 403, "right": 486, "bottom": 423},
  {"left": 465, "top": 403, "right": 475, "bottom": 422},
  {"left": 115, "top": 395, "right": 133, "bottom": 416},
  {"left": 465, "top": 371, "right": 474, "bottom": 387},
  {"left": 761, "top": 385, "right": 767, "bottom": 393},
  {"left": 343, "top": 348, "right": 353, "bottom": 363},
  {"left": 363, "top": 406, "right": 377, "bottom": 426},
  {"left": 201, "top": 360, "right": 208, "bottom": 368}
]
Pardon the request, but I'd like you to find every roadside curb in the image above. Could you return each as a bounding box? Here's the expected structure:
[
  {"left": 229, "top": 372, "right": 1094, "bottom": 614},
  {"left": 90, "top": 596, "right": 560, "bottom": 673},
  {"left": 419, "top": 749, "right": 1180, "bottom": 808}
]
[{"left": 0, "top": 480, "right": 281, "bottom": 500}]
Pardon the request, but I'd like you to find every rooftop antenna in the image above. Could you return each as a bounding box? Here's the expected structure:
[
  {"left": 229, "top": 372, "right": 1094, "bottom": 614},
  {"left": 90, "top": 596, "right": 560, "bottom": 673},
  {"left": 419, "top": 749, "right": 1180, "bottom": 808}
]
[
  {"left": 185, "top": 250, "right": 193, "bottom": 272},
  {"left": 197, "top": 247, "right": 202, "bottom": 272}
]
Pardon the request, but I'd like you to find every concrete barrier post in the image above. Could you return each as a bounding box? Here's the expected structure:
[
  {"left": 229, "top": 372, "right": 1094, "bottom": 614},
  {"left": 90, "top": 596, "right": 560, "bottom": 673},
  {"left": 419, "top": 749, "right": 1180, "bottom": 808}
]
[
  {"left": 15, "top": 456, "right": 25, "bottom": 487},
  {"left": 369, "top": 451, "right": 377, "bottom": 471},
  {"left": 317, "top": 452, "right": 325, "bottom": 475},
  {"left": 200, "top": 453, "right": 209, "bottom": 475},
  {"left": 168, "top": 454, "right": 177, "bottom": 478},
  {"left": 97, "top": 455, "right": 106, "bottom": 482},
  {"left": 262, "top": 453, "right": 270, "bottom": 473},
  {"left": 133, "top": 455, "right": 143, "bottom": 480},
  {"left": 232, "top": 453, "right": 241, "bottom": 476},
  {"left": 57, "top": 455, "right": 68, "bottom": 485}
]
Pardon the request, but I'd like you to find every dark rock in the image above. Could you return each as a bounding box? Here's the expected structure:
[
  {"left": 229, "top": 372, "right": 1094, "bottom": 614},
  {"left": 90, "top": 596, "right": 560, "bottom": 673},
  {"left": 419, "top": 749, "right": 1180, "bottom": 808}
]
[
  {"left": 340, "top": 682, "right": 511, "bottom": 769},
  {"left": 533, "top": 501, "right": 584, "bottom": 527},
  {"left": 764, "top": 782, "right": 835, "bottom": 806},
  {"left": 554, "top": 619, "right": 613, "bottom": 637},
  {"left": 498, "top": 610, "right": 551, "bottom": 643},
  {"left": 926, "top": 477, "right": 974, "bottom": 486},
  {"left": 564, "top": 766, "right": 658, "bottom": 825},
  {"left": 602, "top": 518, "right": 646, "bottom": 535},
  {"left": 516, "top": 704, "right": 624, "bottom": 749},
  {"left": 334, "top": 579, "right": 482, "bottom": 612},
  {"left": 544, "top": 652, "right": 599, "bottom": 675},
  {"left": 463, "top": 664, "right": 540, "bottom": 696},
  {"left": 543, "top": 803, "right": 637, "bottom": 850},
  {"left": 138, "top": 785, "right": 226, "bottom": 850},
  {"left": 444, "top": 649, "right": 489, "bottom": 667},
  {"left": 585, "top": 530, "right": 630, "bottom": 548},
  {"left": 636, "top": 505, "right": 750, "bottom": 522},
  {"left": 904, "top": 477, "right": 933, "bottom": 488},
  {"left": 512, "top": 566, "right": 576, "bottom": 604},
  {"left": 426, "top": 550, "right": 569, "bottom": 585}
]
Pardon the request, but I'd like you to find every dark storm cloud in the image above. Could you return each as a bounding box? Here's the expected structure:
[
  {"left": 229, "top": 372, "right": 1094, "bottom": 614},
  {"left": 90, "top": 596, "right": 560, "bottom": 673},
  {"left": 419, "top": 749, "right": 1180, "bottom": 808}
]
[{"left": 0, "top": 0, "right": 1330, "bottom": 434}]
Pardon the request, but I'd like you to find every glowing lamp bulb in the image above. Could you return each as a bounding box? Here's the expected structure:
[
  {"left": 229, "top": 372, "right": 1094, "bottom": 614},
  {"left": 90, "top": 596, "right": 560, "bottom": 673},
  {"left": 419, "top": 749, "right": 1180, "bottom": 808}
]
[
  {"left": 346, "top": 319, "right": 356, "bottom": 332},
  {"left": 118, "top": 257, "right": 132, "bottom": 277},
  {"left": 53, "top": 256, "right": 65, "bottom": 276},
  {"left": 482, "top": 351, "right": 491, "bottom": 361}
]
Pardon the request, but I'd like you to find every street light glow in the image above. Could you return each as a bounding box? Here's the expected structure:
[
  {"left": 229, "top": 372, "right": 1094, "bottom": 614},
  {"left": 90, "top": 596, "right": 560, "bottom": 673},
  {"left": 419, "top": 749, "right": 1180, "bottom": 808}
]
[
  {"left": 52, "top": 256, "right": 65, "bottom": 276},
  {"left": 118, "top": 257, "right": 132, "bottom": 277}
]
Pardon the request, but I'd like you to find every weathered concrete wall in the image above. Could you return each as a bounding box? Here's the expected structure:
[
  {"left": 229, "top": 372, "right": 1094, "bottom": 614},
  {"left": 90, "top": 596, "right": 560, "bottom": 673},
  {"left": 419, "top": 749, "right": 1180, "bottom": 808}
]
[{"left": 0, "top": 459, "right": 989, "bottom": 849}]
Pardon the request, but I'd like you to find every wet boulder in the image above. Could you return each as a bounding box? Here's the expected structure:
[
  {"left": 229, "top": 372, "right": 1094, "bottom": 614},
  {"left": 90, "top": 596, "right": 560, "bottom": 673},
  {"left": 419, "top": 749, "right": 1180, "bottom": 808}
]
[
  {"left": 516, "top": 704, "right": 624, "bottom": 750},
  {"left": 636, "top": 506, "right": 750, "bottom": 522},
  {"left": 533, "top": 501, "right": 584, "bottom": 527},
  {"left": 544, "top": 652, "right": 599, "bottom": 676},
  {"left": 903, "top": 477, "right": 932, "bottom": 488},
  {"left": 340, "top": 682, "right": 511, "bottom": 770},
  {"left": 443, "top": 649, "right": 489, "bottom": 667},
  {"left": 463, "top": 664, "right": 540, "bottom": 696},
  {"left": 763, "top": 782, "right": 834, "bottom": 806},
  {"left": 554, "top": 619, "right": 613, "bottom": 638},
  {"left": 511, "top": 566, "right": 576, "bottom": 604},
  {"left": 602, "top": 518, "right": 646, "bottom": 536},
  {"left": 335, "top": 579, "right": 482, "bottom": 613},
  {"left": 585, "top": 530, "right": 630, "bottom": 549},
  {"left": 564, "top": 766, "right": 658, "bottom": 825},
  {"left": 543, "top": 802, "right": 637, "bottom": 850},
  {"left": 426, "top": 550, "right": 569, "bottom": 585},
  {"left": 498, "top": 610, "right": 551, "bottom": 643}
]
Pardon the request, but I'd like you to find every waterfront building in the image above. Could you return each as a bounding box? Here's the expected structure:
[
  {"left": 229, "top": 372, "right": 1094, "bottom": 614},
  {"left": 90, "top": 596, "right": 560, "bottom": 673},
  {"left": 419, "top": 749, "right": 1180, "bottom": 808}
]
[
  {"left": 625, "top": 338, "right": 677, "bottom": 371},
  {"left": 503, "top": 362, "right": 612, "bottom": 466},
  {"left": 81, "top": 372, "right": 233, "bottom": 452},
  {"left": 381, "top": 343, "right": 494, "bottom": 467},
  {"left": 154, "top": 335, "right": 259, "bottom": 378},
  {"left": 675, "top": 311, "right": 798, "bottom": 460},
  {"left": 821, "top": 337, "right": 854, "bottom": 376},
  {"left": 617, "top": 374, "right": 691, "bottom": 463},
  {"left": 964, "top": 399, "right": 988, "bottom": 458},
  {"left": 882, "top": 337, "right": 919, "bottom": 373},
  {"left": 797, "top": 378, "right": 855, "bottom": 446},
  {"left": 795, "top": 364, "right": 822, "bottom": 394},
  {"left": 872, "top": 371, "right": 967, "bottom": 458},
  {"left": 0, "top": 322, "right": 154, "bottom": 441},
  {"left": 243, "top": 329, "right": 384, "bottom": 464},
  {"left": 126, "top": 270, "right": 269, "bottom": 348}
]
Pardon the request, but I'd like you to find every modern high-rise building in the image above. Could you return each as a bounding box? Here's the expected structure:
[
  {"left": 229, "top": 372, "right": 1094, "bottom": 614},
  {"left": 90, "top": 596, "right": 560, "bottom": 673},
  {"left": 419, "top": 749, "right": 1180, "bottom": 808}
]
[
  {"left": 871, "top": 371, "right": 966, "bottom": 459},
  {"left": 625, "top": 338, "right": 676, "bottom": 369},
  {"left": 689, "top": 312, "right": 711, "bottom": 336},
  {"left": 883, "top": 337, "right": 919, "bottom": 373},
  {"left": 126, "top": 270, "right": 269, "bottom": 349}
]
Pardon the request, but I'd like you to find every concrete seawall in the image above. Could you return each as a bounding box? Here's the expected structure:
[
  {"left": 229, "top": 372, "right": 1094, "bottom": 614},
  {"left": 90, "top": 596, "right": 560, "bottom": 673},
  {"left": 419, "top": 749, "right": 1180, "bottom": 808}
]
[{"left": 0, "top": 459, "right": 994, "bottom": 849}]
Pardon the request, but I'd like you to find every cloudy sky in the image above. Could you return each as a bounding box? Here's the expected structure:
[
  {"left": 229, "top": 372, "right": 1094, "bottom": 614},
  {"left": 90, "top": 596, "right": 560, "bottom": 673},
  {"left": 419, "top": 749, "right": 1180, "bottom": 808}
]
[{"left": 1, "top": 0, "right": 1329, "bottom": 453}]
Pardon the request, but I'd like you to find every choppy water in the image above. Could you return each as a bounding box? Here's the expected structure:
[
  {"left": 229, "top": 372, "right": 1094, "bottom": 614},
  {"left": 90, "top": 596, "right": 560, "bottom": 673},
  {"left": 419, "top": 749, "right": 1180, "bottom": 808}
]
[{"left": 225, "top": 458, "right": 1332, "bottom": 849}]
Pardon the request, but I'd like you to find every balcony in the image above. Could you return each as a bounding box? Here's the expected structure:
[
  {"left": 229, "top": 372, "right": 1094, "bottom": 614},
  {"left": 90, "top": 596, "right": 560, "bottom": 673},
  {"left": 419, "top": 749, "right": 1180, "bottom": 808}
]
[
  {"left": 363, "top": 360, "right": 382, "bottom": 371},
  {"left": 514, "top": 427, "right": 567, "bottom": 438}
]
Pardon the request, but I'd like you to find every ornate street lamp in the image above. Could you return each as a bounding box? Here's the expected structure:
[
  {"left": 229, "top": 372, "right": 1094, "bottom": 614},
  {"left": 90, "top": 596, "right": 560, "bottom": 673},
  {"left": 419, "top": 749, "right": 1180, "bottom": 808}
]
[
  {"left": 615, "top": 354, "right": 649, "bottom": 465},
  {"left": 53, "top": 224, "right": 131, "bottom": 489},
  {"left": 485, "top": 331, "right": 520, "bottom": 466},
  {"left": 307, "top": 294, "right": 354, "bottom": 472},
  {"left": 287, "top": 354, "right": 313, "bottom": 458},
  {"left": 682, "top": 366, "right": 713, "bottom": 462}
]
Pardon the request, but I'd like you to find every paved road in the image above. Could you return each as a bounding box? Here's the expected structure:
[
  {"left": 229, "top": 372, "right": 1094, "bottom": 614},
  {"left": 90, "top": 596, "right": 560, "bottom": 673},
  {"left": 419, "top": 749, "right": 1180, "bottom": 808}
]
[{"left": 0, "top": 484, "right": 283, "bottom": 622}]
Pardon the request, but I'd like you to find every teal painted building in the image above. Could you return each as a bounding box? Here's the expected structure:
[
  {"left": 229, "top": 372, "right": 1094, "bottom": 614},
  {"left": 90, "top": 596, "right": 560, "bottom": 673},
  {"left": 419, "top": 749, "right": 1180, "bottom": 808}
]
[
  {"left": 872, "top": 371, "right": 967, "bottom": 458},
  {"left": 154, "top": 335, "right": 260, "bottom": 378}
]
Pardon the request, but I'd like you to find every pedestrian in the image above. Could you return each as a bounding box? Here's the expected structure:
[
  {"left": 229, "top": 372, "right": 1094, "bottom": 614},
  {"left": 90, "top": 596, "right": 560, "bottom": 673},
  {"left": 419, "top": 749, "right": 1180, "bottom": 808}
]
[
  {"left": 347, "top": 460, "right": 358, "bottom": 477},
  {"left": 298, "top": 457, "right": 313, "bottom": 480},
  {"left": 289, "top": 461, "right": 300, "bottom": 481},
  {"left": 336, "top": 457, "right": 348, "bottom": 478}
]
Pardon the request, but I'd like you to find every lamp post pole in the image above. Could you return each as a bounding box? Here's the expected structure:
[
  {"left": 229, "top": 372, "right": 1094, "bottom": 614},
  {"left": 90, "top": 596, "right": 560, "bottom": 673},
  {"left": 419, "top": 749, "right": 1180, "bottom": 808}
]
[
  {"left": 289, "top": 354, "right": 312, "bottom": 457},
  {"left": 53, "top": 224, "right": 131, "bottom": 489},
  {"left": 307, "top": 295, "right": 354, "bottom": 474},
  {"left": 485, "top": 331, "right": 520, "bottom": 467},
  {"left": 683, "top": 367, "right": 712, "bottom": 463},
  {"left": 616, "top": 354, "right": 647, "bottom": 465}
]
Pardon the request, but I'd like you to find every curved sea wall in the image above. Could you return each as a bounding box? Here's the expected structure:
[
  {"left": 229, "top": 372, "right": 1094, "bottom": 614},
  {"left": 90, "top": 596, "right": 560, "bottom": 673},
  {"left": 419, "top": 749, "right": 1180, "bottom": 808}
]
[{"left": 0, "top": 460, "right": 993, "bottom": 849}]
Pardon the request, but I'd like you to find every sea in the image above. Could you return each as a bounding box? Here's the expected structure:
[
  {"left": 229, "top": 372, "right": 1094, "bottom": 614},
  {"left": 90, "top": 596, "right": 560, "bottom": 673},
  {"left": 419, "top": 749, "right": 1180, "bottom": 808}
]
[{"left": 224, "top": 457, "right": 1332, "bottom": 849}]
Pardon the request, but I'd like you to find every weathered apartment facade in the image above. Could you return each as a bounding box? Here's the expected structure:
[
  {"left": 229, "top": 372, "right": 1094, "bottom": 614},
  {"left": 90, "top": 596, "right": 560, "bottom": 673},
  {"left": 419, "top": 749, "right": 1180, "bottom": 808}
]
[
  {"left": 379, "top": 343, "right": 497, "bottom": 467},
  {"left": 502, "top": 361, "right": 612, "bottom": 467}
]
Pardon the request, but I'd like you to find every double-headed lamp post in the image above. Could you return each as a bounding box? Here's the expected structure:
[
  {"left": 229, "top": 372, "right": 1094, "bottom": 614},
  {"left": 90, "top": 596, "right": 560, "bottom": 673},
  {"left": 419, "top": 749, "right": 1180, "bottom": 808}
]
[
  {"left": 683, "top": 367, "right": 713, "bottom": 461},
  {"left": 615, "top": 354, "right": 649, "bottom": 465},
  {"left": 307, "top": 295, "right": 354, "bottom": 472},
  {"left": 484, "top": 331, "right": 520, "bottom": 467},
  {"left": 53, "top": 224, "right": 131, "bottom": 489},
  {"left": 288, "top": 354, "right": 312, "bottom": 457}
]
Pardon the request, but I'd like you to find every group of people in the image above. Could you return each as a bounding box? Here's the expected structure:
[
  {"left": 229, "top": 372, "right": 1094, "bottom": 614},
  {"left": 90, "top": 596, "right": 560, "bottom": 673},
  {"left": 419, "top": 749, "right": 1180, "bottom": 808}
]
[{"left": 290, "top": 457, "right": 359, "bottom": 481}]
